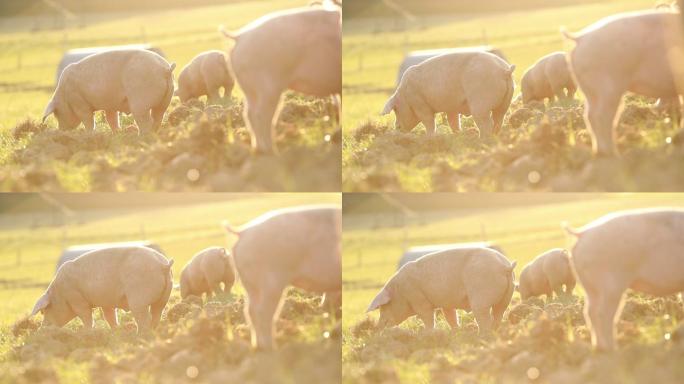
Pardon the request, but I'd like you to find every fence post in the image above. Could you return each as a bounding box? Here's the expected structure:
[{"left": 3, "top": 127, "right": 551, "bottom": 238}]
[{"left": 16, "top": 249, "right": 21, "bottom": 266}]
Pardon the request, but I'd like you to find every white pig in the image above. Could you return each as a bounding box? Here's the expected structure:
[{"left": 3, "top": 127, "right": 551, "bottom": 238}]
[
  {"left": 565, "top": 208, "right": 684, "bottom": 351},
  {"left": 220, "top": 7, "right": 341, "bottom": 153},
  {"left": 518, "top": 248, "right": 575, "bottom": 300},
  {"left": 224, "top": 205, "right": 341, "bottom": 350},
  {"left": 520, "top": 52, "right": 576, "bottom": 104},
  {"left": 42, "top": 49, "right": 176, "bottom": 135},
  {"left": 562, "top": 10, "right": 684, "bottom": 156},
  {"left": 381, "top": 52, "right": 516, "bottom": 137},
  {"left": 176, "top": 50, "right": 234, "bottom": 104},
  {"left": 30, "top": 246, "right": 174, "bottom": 333},
  {"left": 367, "top": 247, "right": 517, "bottom": 333},
  {"left": 179, "top": 246, "right": 235, "bottom": 299}
]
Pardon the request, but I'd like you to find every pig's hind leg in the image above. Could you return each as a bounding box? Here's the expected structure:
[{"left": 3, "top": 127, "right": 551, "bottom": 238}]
[
  {"left": 242, "top": 275, "right": 287, "bottom": 350},
  {"left": 582, "top": 276, "right": 627, "bottom": 351}
]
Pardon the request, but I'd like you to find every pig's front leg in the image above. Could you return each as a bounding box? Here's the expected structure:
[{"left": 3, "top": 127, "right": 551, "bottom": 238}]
[
  {"left": 76, "top": 307, "right": 93, "bottom": 330},
  {"left": 415, "top": 303, "right": 435, "bottom": 329},
  {"left": 443, "top": 308, "right": 460, "bottom": 329},
  {"left": 447, "top": 111, "right": 461, "bottom": 133},
  {"left": 103, "top": 307, "right": 119, "bottom": 328}
]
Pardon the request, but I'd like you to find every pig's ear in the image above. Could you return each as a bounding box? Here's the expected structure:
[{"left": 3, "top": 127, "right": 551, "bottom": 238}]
[
  {"left": 42, "top": 99, "right": 56, "bottom": 123},
  {"left": 221, "top": 248, "right": 230, "bottom": 259},
  {"left": 366, "top": 288, "right": 391, "bottom": 312},
  {"left": 381, "top": 95, "right": 395, "bottom": 116},
  {"left": 30, "top": 292, "right": 50, "bottom": 317}
]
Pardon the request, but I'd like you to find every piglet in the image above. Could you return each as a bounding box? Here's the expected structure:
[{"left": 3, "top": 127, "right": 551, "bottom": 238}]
[
  {"left": 31, "top": 246, "right": 174, "bottom": 333},
  {"left": 367, "top": 247, "right": 516, "bottom": 333},
  {"left": 518, "top": 248, "right": 575, "bottom": 300},
  {"left": 179, "top": 246, "right": 235, "bottom": 299},
  {"left": 176, "top": 50, "right": 234, "bottom": 104},
  {"left": 565, "top": 208, "right": 684, "bottom": 350},
  {"left": 225, "top": 205, "right": 341, "bottom": 350},
  {"left": 521, "top": 52, "right": 576, "bottom": 104}
]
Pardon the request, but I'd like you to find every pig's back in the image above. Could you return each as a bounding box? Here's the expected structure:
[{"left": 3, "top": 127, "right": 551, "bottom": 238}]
[
  {"left": 572, "top": 12, "right": 677, "bottom": 83},
  {"left": 234, "top": 206, "right": 341, "bottom": 266},
  {"left": 573, "top": 209, "right": 684, "bottom": 268},
  {"left": 409, "top": 248, "right": 485, "bottom": 305},
  {"left": 68, "top": 246, "right": 167, "bottom": 304}
]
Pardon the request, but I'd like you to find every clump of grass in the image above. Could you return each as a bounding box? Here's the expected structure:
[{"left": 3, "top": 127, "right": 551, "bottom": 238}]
[
  {"left": 344, "top": 292, "right": 684, "bottom": 383},
  {"left": 344, "top": 96, "right": 684, "bottom": 192},
  {"left": 1, "top": 93, "right": 340, "bottom": 192},
  {"left": 2, "top": 289, "right": 339, "bottom": 383}
]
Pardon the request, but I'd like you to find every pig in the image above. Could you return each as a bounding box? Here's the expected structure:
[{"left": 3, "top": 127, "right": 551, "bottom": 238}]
[
  {"left": 224, "top": 205, "right": 341, "bottom": 350},
  {"left": 518, "top": 248, "right": 575, "bottom": 300},
  {"left": 564, "top": 208, "right": 684, "bottom": 351},
  {"left": 562, "top": 10, "right": 684, "bottom": 156},
  {"left": 381, "top": 51, "right": 516, "bottom": 137},
  {"left": 367, "top": 247, "right": 517, "bottom": 333},
  {"left": 30, "top": 246, "right": 174, "bottom": 333},
  {"left": 179, "top": 246, "right": 235, "bottom": 299},
  {"left": 520, "top": 52, "right": 576, "bottom": 104},
  {"left": 220, "top": 6, "right": 341, "bottom": 154},
  {"left": 176, "top": 50, "right": 234, "bottom": 104},
  {"left": 42, "top": 49, "right": 176, "bottom": 135}
]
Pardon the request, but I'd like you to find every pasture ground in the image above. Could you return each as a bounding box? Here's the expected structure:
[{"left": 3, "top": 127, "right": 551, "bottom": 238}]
[
  {"left": 0, "top": 193, "right": 341, "bottom": 383},
  {"left": 342, "top": 193, "right": 684, "bottom": 383}
]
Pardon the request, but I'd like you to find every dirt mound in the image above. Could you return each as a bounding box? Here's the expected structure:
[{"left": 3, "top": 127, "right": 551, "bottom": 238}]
[
  {"left": 2, "top": 290, "right": 339, "bottom": 383},
  {"left": 345, "top": 292, "right": 684, "bottom": 383},
  {"left": 2, "top": 94, "right": 340, "bottom": 192},
  {"left": 344, "top": 96, "right": 684, "bottom": 191}
]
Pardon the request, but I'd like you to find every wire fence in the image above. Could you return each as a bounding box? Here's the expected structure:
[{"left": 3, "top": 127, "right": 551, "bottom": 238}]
[{"left": 0, "top": 219, "right": 227, "bottom": 271}]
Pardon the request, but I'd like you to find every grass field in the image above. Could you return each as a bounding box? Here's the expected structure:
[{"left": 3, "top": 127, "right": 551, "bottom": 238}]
[
  {"left": 0, "top": 193, "right": 341, "bottom": 383},
  {"left": 341, "top": 0, "right": 684, "bottom": 192},
  {"left": 0, "top": 0, "right": 341, "bottom": 192},
  {"left": 342, "top": 193, "right": 684, "bottom": 383}
]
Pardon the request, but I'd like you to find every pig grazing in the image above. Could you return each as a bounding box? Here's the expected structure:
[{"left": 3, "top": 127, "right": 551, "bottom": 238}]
[
  {"left": 42, "top": 49, "right": 176, "bottom": 135},
  {"left": 179, "top": 246, "right": 235, "bottom": 299},
  {"left": 367, "top": 247, "right": 517, "bottom": 333},
  {"left": 565, "top": 209, "right": 684, "bottom": 351},
  {"left": 520, "top": 52, "right": 576, "bottom": 104},
  {"left": 518, "top": 248, "right": 575, "bottom": 300},
  {"left": 30, "top": 246, "right": 174, "bottom": 333},
  {"left": 225, "top": 205, "right": 341, "bottom": 350},
  {"left": 563, "top": 10, "right": 684, "bottom": 156},
  {"left": 221, "top": 6, "right": 341, "bottom": 153},
  {"left": 176, "top": 50, "right": 234, "bottom": 104},
  {"left": 382, "top": 52, "right": 516, "bottom": 137}
]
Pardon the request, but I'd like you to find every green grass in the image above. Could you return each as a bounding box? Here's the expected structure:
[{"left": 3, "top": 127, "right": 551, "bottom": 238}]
[
  {"left": 342, "top": 193, "right": 684, "bottom": 383},
  {"left": 341, "top": 0, "right": 683, "bottom": 192},
  {"left": 0, "top": 193, "right": 341, "bottom": 383}
]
